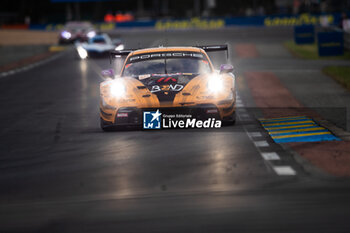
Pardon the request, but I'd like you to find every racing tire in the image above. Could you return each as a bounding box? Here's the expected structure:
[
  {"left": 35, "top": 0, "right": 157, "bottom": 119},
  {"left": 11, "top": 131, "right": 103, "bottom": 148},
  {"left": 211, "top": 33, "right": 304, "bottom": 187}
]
[
  {"left": 223, "top": 111, "right": 236, "bottom": 126},
  {"left": 100, "top": 118, "right": 116, "bottom": 132},
  {"left": 58, "top": 39, "right": 72, "bottom": 45}
]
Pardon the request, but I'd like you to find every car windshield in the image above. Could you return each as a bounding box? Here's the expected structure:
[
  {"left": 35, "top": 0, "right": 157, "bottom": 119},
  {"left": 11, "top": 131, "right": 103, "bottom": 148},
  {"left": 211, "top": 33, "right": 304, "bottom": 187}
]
[
  {"left": 122, "top": 52, "right": 211, "bottom": 77},
  {"left": 90, "top": 37, "right": 106, "bottom": 44}
]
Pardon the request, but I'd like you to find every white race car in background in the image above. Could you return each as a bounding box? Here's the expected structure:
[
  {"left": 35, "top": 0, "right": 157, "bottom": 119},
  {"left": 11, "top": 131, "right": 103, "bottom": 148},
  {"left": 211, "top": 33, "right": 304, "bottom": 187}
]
[{"left": 75, "top": 33, "right": 125, "bottom": 59}]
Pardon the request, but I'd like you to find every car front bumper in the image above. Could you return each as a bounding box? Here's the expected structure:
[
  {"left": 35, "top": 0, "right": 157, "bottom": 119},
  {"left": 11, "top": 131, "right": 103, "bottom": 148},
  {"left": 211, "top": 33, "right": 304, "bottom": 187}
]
[{"left": 100, "top": 103, "right": 235, "bottom": 127}]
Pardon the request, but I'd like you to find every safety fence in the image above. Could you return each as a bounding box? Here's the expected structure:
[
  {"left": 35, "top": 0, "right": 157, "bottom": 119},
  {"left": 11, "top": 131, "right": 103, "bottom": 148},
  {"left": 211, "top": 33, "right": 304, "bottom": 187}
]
[
  {"left": 344, "top": 32, "right": 350, "bottom": 50},
  {"left": 327, "top": 26, "right": 350, "bottom": 51}
]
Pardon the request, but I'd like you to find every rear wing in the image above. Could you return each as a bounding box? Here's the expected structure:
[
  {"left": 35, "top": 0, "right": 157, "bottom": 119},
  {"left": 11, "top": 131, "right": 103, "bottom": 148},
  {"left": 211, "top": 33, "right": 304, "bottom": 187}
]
[
  {"left": 196, "top": 44, "right": 229, "bottom": 59},
  {"left": 109, "top": 44, "right": 229, "bottom": 63}
]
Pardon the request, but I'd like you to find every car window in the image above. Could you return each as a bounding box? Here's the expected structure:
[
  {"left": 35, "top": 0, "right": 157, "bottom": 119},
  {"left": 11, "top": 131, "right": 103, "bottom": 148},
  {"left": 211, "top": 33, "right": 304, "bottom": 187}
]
[{"left": 90, "top": 37, "right": 106, "bottom": 44}]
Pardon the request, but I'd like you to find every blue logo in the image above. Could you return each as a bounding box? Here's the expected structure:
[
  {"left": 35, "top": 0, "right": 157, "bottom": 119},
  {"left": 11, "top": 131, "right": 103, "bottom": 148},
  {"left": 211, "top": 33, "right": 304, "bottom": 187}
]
[{"left": 143, "top": 110, "right": 162, "bottom": 129}]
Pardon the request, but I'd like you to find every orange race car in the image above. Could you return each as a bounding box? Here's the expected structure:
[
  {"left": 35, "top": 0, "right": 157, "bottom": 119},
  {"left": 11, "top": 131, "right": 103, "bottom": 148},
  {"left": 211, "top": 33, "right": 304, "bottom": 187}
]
[{"left": 99, "top": 45, "right": 236, "bottom": 131}]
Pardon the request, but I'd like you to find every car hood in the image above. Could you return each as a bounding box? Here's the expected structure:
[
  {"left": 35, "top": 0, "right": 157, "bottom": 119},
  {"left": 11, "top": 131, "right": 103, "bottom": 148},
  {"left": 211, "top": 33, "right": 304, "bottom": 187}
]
[
  {"left": 136, "top": 73, "right": 201, "bottom": 102},
  {"left": 101, "top": 72, "right": 233, "bottom": 109}
]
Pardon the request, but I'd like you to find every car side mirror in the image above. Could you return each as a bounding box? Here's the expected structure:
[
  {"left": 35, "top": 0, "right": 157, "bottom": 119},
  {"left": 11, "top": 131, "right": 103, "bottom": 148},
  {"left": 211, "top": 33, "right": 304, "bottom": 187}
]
[
  {"left": 101, "top": 69, "right": 114, "bottom": 79},
  {"left": 220, "top": 64, "right": 234, "bottom": 74}
]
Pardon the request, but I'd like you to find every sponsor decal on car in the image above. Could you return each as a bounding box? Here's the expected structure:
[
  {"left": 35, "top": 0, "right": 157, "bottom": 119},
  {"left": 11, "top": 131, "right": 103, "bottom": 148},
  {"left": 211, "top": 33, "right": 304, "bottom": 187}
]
[
  {"left": 129, "top": 52, "right": 204, "bottom": 62},
  {"left": 139, "top": 74, "right": 151, "bottom": 80},
  {"left": 150, "top": 84, "right": 184, "bottom": 93},
  {"left": 143, "top": 109, "right": 221, "bottom": 130}
]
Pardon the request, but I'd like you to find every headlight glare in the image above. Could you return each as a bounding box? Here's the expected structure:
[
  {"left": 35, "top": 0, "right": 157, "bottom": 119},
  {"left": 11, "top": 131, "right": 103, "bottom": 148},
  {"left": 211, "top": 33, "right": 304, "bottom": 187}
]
[
  {"left": 207, "top": 75, "right": 223, "bottom": 93},
  {"left": 115, "top": 44, "right": 125, "bottom": 51},
  {"left": 77, "top": 46, "right": 88, "bottom": 59},
  {"left": 110, "top": 80, "right": 125, "bottom": 97},
  {"left": 61, "top": 31, "right": 71, "bottom": 39},
  {"left": 87, "top": 31, "right": 96, "bottom": 38}
]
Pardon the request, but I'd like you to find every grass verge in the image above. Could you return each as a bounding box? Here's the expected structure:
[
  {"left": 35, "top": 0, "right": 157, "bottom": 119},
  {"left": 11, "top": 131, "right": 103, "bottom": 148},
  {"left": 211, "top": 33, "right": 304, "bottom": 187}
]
[
  {"left": 284, "top": 40, "right": 350, "bottom": 60},
  {"left": 323, "top": 66, "right": 350, "bottom": 90}
]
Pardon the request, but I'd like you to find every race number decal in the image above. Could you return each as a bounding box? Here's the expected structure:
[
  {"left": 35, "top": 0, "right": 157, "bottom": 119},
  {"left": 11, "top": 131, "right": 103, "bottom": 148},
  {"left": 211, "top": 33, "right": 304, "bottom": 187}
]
[{"left": 151, "top": 84, "right": 184, "bottom": 93}]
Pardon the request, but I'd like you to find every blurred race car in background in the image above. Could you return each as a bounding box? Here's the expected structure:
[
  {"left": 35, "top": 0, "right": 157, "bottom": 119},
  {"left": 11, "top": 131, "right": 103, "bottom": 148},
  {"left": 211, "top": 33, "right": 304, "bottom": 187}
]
[
  {"left": 99, "top": 45, "right": 236, "bottom": 131},
  {"left": 59, "top": 21, "right": 96, "bottom": 44},
  {"left": 75, "top": 33, "right": 124, "bottom": 59}
]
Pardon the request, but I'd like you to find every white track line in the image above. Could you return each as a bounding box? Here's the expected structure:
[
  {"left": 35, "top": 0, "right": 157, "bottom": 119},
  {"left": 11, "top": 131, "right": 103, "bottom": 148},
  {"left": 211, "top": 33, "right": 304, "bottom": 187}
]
[
  {"left": 248, "top": 132, "right": 262, "bottom": 138},
  {"left": 254, "top": 140, "right": 270, "bottom": 147},
  {"left": 261, "top": 152, "right": 280, "bottom": 161},
  {"left": 273, "top": 166, "right": 297, "bottom": 175}
]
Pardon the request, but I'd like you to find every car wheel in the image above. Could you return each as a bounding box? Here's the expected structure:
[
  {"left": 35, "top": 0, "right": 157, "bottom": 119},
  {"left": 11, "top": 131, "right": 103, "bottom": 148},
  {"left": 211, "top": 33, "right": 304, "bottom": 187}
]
[
  {"left": 100, "top": 118, "right": 115, "bottom": 132},
  {"left": 223, "top": 111, "right": 236, "bottom": 126}
]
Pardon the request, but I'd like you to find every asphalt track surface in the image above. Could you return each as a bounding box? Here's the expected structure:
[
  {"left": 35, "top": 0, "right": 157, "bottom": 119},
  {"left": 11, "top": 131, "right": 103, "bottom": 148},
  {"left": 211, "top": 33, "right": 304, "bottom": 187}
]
[{"left": 1, "top": 27, "right": 350, "bottom": 232}]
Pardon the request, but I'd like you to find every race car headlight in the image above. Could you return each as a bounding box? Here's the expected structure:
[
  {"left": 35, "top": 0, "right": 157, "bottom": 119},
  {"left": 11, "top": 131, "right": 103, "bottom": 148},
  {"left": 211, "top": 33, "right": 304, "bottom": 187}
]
[
  {"left": 110, "top": 80, "right": 126, "bottom": 97},
  {"left": 115, "top": 44, "right": 125, "bottom": 51},
  {"left": 87, "top": 31, "right": 96, "bottom": 38},
  {"left": 61, "top": 31, "right": 71, "bottom": 39},
  {"left": 77, "top": 46, "right": 88, "bottom": 59},
  {"left": 207, "top": 75, "right": 223, "bottom": 93}
]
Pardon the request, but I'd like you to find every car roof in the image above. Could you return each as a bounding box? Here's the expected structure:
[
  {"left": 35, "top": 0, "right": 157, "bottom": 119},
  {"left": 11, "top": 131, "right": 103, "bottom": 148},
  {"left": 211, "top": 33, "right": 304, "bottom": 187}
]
[{"left": 131, "top": 47, "right": 204, "bottom": 56}]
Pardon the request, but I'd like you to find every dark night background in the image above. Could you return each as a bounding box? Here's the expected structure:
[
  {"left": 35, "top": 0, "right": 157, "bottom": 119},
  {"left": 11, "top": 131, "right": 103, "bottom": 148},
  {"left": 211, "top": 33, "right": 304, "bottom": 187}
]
[{"left": 1, "top": 0, "right": 350, "bottom": 24}]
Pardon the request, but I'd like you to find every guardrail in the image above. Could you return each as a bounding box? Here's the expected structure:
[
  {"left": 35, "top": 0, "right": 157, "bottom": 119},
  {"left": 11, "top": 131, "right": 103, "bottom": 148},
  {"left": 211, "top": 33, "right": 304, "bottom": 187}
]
[
  {"left": 328, "top": 26, "right": 350, "bottom": 50},
  {"left": 345, "top": 32, "right": 350, "bottom": 50}
]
